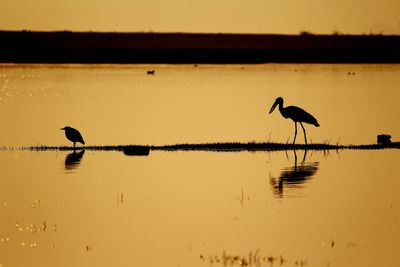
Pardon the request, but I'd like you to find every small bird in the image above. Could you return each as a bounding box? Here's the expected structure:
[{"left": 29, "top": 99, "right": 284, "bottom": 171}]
[
  {"left": 60, "top": 126, "right": 85, "bottom": 148},
  {"left": 147, "top": 70, "right": 155, "bottom": 75},
  {"left": 269, "top": 97, "right": 319, "bottom": 145}
]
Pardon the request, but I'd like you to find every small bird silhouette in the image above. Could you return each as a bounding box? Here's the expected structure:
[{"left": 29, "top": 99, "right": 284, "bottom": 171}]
[
  {"left": 269, "top": 97, "right": 319, "bottom": 145},
  {"left": 60, "top": 126, "right": 85, "bottom": 148}
]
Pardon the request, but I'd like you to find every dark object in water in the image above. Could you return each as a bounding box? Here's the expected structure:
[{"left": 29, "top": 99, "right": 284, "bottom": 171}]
[
  {"left": 377, "top": 134, "right": 391, "bottom": 145},
  {"left": 123, "top": 145, "right": 150, "bottom": 156},
  {"left": 147, "top": 70, "right": 155, "bottom": 75}
]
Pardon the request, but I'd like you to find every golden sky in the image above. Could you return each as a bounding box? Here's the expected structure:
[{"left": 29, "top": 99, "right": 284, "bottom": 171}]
[{"left": 1, "top": 0, "right": 400, "bottom": 34}]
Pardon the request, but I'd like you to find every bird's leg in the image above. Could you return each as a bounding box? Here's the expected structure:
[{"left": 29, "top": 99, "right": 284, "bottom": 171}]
[
  {"left": 73, "top": 142, "right": 76, "bottom": 151},
  {"left": 300, "top": 122, "right": 307, "bottom": 145},
  {"left": 293, "top": 122, "right": 298, "bottom": 145}
]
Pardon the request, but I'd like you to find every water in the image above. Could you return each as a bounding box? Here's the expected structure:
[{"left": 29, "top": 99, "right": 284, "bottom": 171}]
[
  {"left": 1, "top": 64, "right": 399, "bottom": 146},
  {"left": 0, "top": 64, "right": 400, "bottom": 267}
]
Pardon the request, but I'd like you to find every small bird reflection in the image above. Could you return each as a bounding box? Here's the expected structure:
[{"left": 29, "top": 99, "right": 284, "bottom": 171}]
[
  {"left": 270, "top": 150, "right": 319, "bottom": 198},
  {"left": 64, "top": 150, "right": 85, "bottom": 172}
]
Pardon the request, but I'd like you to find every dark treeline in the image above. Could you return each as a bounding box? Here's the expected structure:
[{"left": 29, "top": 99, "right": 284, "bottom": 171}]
[{"left": 1, "top": 30, "right": 400, "bottom": 63}]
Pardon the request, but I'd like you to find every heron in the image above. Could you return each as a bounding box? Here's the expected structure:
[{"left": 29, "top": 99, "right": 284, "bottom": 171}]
[
  {"left": 269, "top": 97, "right": 319, "bottom": 145},
  {"left": 60, "top": 126, "right": 85, "bottom": 148}
]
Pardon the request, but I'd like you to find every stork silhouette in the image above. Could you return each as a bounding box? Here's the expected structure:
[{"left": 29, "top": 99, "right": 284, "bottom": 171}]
[{"left": 269, "top": 97, "right": 319, "bottom": 145}]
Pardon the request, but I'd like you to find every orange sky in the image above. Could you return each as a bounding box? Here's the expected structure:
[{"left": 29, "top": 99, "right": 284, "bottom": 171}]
[{"left": 1, "top": 0, "right": 400, "bottom": 34}]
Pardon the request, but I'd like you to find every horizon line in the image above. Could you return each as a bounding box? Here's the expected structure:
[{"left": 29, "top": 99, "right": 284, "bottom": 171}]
[{"left": 1, "top": 29, "right": 399, "bottom": 37}]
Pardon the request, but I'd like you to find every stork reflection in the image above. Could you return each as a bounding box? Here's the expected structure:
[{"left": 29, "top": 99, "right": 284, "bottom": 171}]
[
  {"left": 64, "top": 150, "right": 85, "bottom": 172},
  {"left": 270, "top": 150, "right": 319, "bottom": 198}
]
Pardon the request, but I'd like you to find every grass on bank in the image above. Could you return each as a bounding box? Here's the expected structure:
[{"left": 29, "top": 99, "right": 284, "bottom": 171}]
[{"left": 16, "top": 141, "right": 400, "bottom": 152}]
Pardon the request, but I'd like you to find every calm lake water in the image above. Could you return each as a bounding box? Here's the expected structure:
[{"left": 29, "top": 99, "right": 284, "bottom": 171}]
[{"left": 1, "top": 64, "right": 400, "bottom": 267}]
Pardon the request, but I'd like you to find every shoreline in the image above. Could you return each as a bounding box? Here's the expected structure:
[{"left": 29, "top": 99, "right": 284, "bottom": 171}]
[
  {"left": 2, "top": 142, "right": 399, "bottom": 152},
  {"left": 1, "top": 31, "right": 400, "bottom": 64}
]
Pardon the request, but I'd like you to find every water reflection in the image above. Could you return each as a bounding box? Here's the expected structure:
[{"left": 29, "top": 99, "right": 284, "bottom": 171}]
[
  {"left": 64, "top": 150, "right": 85, "bottom": 172},
  {"left": 270, "top": 150, "right": 319, "bottom": 198}
]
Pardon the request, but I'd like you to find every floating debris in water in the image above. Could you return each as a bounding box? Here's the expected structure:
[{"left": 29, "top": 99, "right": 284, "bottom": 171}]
[
  {"left": 86, "top": 245, "right": 95, "bottom": 251},
  {"left": 267, "top": 255, "right": 277, "bottom": 266},
  {"left": 23, "top": 199, "right": 43, "bottom": 209},
  {"left": 200, "top": 250, "right": 290, "bottom": 267},
  {"left": 0, "top": 237, "right": 10, "bottom": 245},
  {"left": 15, "top": 221, "right": 54, "bottom": 234},
  {"left": 294, "top": 259, "right": 308, "bottom": 266},
  {"left": 347, "top": 242, "right": 357, "bottom": 248},
  {"left": 236, "top": 187, "right": 245, "bottom": 209},
  {"left": 15, "top": 223, "right": 24, "bottom": 232},
  {"left": 117, "top": 193, "right": 124, "bottom": 204}
]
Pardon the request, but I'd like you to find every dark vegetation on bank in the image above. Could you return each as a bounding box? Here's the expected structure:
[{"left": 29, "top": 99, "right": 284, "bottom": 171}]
[
  {"left": 14, "top": 142, "right": 400, "bottom": 153},
  {"left": 1, "top": 31, "right": 400, "bottom": 63}
]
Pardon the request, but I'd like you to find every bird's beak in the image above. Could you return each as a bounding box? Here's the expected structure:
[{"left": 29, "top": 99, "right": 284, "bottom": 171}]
[
  {"left": 269, "top": 100, "right": 278, "bottom": 114},
  {"left": 60, "top": 127, "right": 65, "bottom": 130}
]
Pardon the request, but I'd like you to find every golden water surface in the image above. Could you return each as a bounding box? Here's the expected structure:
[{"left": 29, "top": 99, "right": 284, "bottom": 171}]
[{"left": 0, "top": 64, "right": 399, "bottom": 267}]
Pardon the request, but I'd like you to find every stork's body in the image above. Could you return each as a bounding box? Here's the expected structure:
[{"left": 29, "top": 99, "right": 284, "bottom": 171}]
[
  {"left": 60, "top": 126, "right": 85, "bottom": 148},
  {"left": 269, "top": 97, "right": 319, "bottom": 145}
]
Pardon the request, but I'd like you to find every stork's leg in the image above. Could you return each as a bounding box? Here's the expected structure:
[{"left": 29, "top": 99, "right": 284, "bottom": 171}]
[
  {"left": 300, "top": 122, "right": 307, "bottom": 145},
  {"left": 293, "top": 122, "right": 298, "bottom": 144}
]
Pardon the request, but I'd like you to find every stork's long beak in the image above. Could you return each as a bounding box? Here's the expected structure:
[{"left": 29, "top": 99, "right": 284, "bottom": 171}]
[{"left": 269, "top": 100, "right": 278, "bottom": 114}]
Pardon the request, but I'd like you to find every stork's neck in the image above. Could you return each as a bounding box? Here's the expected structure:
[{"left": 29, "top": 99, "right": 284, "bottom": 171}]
[{"left": 278, "top": 101, "right": 286, "bottom": 117}]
